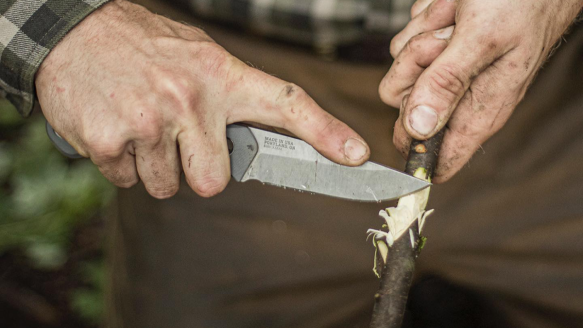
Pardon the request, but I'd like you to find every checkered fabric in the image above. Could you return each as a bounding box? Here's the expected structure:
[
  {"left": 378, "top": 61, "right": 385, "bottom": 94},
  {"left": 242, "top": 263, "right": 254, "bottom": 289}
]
[
  {"left": 187, "top": 0, "right": 414, "bottom": 47},
  {"left": 0, "top": 0, "right": 111, "bottom": 116}
]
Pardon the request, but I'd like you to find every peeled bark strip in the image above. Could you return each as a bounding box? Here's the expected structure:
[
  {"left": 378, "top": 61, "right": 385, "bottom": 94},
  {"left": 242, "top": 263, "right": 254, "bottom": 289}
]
[{"left": 369, "top": 129, "right": 444, "bottom": 328}]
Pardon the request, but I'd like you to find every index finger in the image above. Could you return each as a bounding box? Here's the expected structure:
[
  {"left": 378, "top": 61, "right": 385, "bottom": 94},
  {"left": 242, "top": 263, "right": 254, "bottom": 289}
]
[{"left": 225, "top": 66, "right": 371, "bottom": 166}]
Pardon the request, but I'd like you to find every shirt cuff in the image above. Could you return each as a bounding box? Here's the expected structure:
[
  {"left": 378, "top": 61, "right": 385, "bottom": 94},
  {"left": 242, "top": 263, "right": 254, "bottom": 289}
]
[{"left": 0, "top": 0, "right": 112, "bottom": 116}]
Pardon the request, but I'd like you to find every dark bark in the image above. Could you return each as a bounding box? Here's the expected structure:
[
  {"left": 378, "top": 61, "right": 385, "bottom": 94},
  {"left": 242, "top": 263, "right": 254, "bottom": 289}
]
[
  {"left": 369, "top": 129, "right": 445, "bottom": 328},
  {"left": 403, "top": 130, "right": 444, "bottom": 179}
]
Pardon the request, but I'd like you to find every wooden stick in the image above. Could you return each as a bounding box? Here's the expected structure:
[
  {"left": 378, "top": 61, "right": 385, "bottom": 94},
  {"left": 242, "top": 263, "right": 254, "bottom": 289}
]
[{"left": 369, "top": 129, "right": 444, "bottom": 328}]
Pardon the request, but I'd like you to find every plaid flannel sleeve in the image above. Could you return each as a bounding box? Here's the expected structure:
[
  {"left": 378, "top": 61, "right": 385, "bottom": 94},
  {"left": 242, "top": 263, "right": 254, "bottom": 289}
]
[
  {"left": 187, "top": 0, "right": 414, "bottom": 48},
  {"left": 0, "top": 0, "right": 111, "bottom": 117}
]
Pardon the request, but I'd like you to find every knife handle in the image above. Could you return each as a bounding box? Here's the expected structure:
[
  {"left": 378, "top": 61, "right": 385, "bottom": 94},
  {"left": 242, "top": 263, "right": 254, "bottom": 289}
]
[
  {"left": 46, "top": 121, "right": 259, "bottom": 179},
  {"left": 225, "top": 125, "right": 259, "bottom": 181},
  {"left": 46, "top": 121, "right": 83, "bottom": 159}
]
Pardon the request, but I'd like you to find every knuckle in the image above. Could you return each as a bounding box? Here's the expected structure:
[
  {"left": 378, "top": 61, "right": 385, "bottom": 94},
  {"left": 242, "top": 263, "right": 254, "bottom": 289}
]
[
  {"left": 379, "top": 74, "right": 406, "bottom": 109},
  {"left": 429, "top": 0, "right": 453, "bottom": 17},
  {"left": 406, "top": 35, "right": 421, "bottom": 51},
  {"left": 130, "top": 106, "right": 164, "bottom": 143},
  {"left": 427, "top": 64, "right": 468, "bottom": 103},
  {"left": 158, "top": 74, "right": 188, "bottom": 97},
  {"left": 451, "top": 114, "right": 495, "bottom": 143},
  {"left": 410, "top": 1, "right": 421, "bottom": 17},
  {"left": 153, "top": 70, "right": 199, "bottom": 111},
  {"left": 379, "top": 78, "right": 397, "bottom": 107},
  {"left": 278, "top": 83, "right": 306, "bottom": 102},
  {"left": 277, "top": 83, "right": 310, "bottom": 122},
  {"left": 136, "top": 122, "right": 163, "bottom": 143},
  {"left": 86, "top": 135, "right": 125, "bottom": 162},
  {"left": 195, "top": 42, "right": 236, "bottom": 80},
  {"left": 423, "top": 3, "right": 432, "bottom": 18},
  {"left": 462, "top": 26, "right": 510, "bottom": 57},
  {"left": 390, "top": 36, "right": 404, "bottom": 58}
]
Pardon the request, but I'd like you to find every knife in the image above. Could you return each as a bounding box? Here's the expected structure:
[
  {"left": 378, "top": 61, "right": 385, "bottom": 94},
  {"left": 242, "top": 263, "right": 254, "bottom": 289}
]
[{"left": 46, "top": 122, "right": 430, "bottom": 202}]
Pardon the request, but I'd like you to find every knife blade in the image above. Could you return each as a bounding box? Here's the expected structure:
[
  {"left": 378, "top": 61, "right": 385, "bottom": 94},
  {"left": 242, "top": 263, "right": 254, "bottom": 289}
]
[
  {"left": 46, "top": 121, "right": 430, "bottom": 202},
  {"left": 227, "top": 124, "right": 429, "bottom": 202}
]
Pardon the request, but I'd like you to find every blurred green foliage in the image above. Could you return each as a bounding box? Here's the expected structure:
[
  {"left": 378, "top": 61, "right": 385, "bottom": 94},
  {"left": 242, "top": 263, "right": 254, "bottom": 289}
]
[
  {"left": 71, "top": 260, "right": 107, "bottom": 325},
  {"left": 0, "top": 98, "right": 114, "bottom": 323}
]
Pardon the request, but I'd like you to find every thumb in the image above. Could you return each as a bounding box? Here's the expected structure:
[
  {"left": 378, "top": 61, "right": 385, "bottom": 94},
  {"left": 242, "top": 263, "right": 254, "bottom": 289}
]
[{"left": 403, "top": 31, "right": 504, "bottom": 139}]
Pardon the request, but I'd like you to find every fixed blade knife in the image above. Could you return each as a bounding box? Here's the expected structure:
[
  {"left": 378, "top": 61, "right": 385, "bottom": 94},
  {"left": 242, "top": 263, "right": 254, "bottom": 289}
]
[{"left": 47, "top": 122, "right": 430, "bottom": 202}]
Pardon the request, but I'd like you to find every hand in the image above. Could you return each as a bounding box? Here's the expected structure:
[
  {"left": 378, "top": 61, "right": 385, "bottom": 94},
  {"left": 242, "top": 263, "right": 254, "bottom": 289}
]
[
  {"left": 379, "top": 0, "right": 583, "bottom": 182},
  {"left": 35, "top": 0, "right": 370, "bottom": 199}
]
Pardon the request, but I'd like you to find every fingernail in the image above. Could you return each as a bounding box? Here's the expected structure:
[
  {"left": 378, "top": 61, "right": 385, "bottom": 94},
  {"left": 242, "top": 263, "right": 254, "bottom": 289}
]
[
  {"left": 434, "top": 26, "right": 455, "bottom": 40},
  {"left": 409, "top": 105, "right": 438, "bottom": 136},
  {"left": 344, "top": 138, "right": 368, "bottom": 162}
]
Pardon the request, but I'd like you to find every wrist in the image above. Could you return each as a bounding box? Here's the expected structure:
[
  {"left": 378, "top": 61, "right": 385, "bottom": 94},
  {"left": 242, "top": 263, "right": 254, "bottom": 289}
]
[
  {"left": 36, "top": 1, "right": 117, "bottom": 79},
  {"left": 36, "top": 0, "right": 141, "bottom": 87}
]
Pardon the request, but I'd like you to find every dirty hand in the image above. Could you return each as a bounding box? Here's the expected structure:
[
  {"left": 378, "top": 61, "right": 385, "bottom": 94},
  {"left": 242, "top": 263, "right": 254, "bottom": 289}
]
[
  {"left": 36, "top": 0, "right": 370, "bottom": 199},
  {"left": 379, "top": 0, "right": 583, "bottom": 182}
]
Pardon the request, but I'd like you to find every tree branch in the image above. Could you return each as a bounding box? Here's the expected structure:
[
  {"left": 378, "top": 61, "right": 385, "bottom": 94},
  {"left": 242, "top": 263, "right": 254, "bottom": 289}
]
[{"left": 369, "top": 129, "right": 444, "bottom": 328}]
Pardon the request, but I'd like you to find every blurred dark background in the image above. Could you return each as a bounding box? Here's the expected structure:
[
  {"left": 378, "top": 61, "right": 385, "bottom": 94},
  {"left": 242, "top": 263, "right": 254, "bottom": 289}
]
[{"left": 0, "top": 99, "right": 114, "bottom": 327}]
